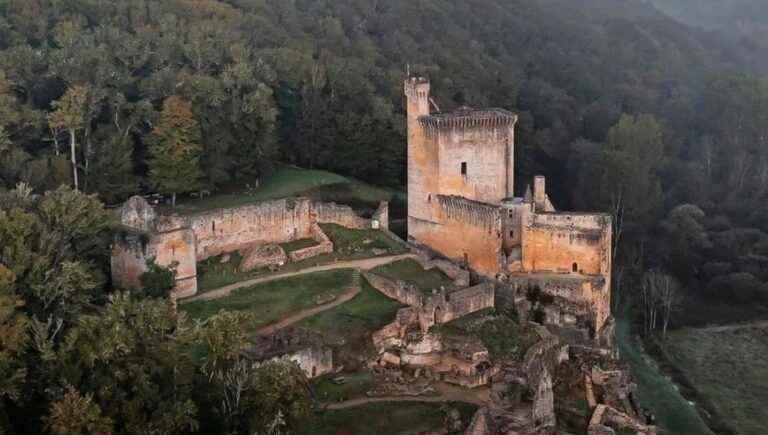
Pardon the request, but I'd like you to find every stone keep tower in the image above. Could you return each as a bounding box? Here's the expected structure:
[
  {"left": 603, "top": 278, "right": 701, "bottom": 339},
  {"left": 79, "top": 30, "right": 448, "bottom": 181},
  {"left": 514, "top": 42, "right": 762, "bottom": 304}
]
[{"left": 404, "top": 77, "right": 518, "bottom": 256}]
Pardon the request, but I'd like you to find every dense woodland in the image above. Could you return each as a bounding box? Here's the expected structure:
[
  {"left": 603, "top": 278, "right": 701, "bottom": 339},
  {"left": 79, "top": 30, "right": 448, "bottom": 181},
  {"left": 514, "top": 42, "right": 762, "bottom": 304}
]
[{"left": 2, "top": 0, "right": 768, "bottom": 433}]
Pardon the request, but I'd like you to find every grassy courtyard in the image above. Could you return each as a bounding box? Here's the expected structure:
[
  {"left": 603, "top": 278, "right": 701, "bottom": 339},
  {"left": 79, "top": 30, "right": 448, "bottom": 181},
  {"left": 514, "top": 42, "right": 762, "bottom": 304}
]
[
  {"left": 196, "top": 223, "right": 406, "bottom": 292},
  {"left": 297, "top": 402, "right": 477, "bottom": 435},
  {"left": 661, "top": 325, "right": 768, "bottom": 435},
  {"left": 181, "top": 269, "right": 354, "bottom": 331},
  {"left": 371, "top": 258, "right": 455, "bottom": 294}
]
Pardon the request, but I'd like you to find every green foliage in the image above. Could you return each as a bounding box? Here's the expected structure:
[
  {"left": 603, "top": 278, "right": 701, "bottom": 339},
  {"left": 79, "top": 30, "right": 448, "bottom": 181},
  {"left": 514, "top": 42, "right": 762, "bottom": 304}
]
[
  {"left": 147, "top": 96, "right": 204, "bottom": 203},
  {"left": 56, "top": 293, "right": 199, "bottom": 435},
  {"left": 0, "top": 265, "right": 28, "bottom": 402},
  {"left": 138, "top": 259, "right": 176, "bottom": 299},
  {"left": 45, "top": 386, "right": 114, "bottom": 435}
]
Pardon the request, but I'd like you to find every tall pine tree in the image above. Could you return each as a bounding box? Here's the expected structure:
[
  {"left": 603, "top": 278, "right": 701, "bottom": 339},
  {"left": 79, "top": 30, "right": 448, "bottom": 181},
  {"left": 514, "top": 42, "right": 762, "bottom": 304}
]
[{"left": 147, "top": 96, "right": 203, "bottom": 206}]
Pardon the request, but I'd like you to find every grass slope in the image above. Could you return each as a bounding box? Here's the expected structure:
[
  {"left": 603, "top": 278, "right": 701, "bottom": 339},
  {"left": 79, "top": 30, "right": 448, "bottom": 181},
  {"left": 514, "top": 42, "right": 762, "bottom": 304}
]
[
  {"left": 161, "top": 167, "right": 402, "bottom": 215},
  {"left": 181, "top": 269, "right": 353, "bottom": 330},
  {"left": 297, "top": 402, "right": 476, "bottom": 435},
  {"left": 299, "top": 280, "right": 404, "bottom": 366},
  {"left": 663, "top": 326, "right": 768, "bottom": 435},
  {"left": 615, "top": 318, "right": 714, "bottom": 435}
]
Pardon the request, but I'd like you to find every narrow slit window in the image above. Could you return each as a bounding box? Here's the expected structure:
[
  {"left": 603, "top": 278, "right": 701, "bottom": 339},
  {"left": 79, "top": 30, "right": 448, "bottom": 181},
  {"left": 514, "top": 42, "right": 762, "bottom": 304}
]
[
  {"left": 461, "top": 162, "right": 467, "bottom": 176},
  {"left": 510, "top": 230, "right": 514, "bottom": 238}
]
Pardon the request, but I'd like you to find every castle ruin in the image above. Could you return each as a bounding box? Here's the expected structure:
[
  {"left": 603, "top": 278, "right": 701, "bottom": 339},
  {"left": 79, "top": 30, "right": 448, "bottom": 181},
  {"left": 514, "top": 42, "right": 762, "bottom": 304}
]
[{"left": 404, "top": 77, "right": 612, "bottom": 335}]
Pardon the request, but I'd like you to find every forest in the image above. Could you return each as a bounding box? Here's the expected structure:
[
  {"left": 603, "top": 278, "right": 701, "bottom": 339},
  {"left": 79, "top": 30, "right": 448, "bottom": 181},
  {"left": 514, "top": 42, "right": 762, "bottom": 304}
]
[{"left": 1, "top": 0, "right": 768, "bottom": 434}]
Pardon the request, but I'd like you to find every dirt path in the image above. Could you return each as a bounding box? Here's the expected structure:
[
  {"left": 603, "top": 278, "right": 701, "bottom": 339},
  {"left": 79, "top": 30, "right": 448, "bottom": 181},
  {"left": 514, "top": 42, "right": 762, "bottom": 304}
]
[
  {"left": 323, "top": 384, "right": 489, "bottom": 410},
  {"left": 182, "top": 253, "right": 416, "bottom": 303}
]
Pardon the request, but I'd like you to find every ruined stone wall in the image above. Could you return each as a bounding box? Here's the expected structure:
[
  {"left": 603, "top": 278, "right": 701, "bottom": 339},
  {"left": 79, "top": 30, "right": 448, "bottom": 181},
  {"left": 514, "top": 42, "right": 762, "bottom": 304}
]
[
  {"left": 188, "top": 198, "right": 313, "bottom": 260},
  {"left": 288, "top": 223, "right": 333, "bottom": 262},
  {"left": 445, "top": 283, "right": 495, "bottom": 321},
  {"left": 312, "top": 201, "right": 369, "bottom": 229},
  {"left": 433, "top": 125, "right": 513, "bottom": 204},
  {"left": 363, "top": 271, "right": 424, "bottom": 306},
  {"left": 150, "top": 228, "right": 198, "bottom": 298}
]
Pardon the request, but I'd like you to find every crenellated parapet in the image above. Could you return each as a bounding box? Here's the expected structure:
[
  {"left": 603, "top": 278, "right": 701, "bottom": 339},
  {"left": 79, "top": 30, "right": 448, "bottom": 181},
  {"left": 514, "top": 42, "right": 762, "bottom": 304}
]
[
  {"left": 437, "top": 195, "right": 501, "bottom": 229},
  {"left": 419, "top": 108, "right": 517, "bottom": 135}
]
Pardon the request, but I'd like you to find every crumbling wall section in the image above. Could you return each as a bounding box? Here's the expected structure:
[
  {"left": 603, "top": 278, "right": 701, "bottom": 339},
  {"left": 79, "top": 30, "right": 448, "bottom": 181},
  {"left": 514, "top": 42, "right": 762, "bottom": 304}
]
[
  {"left": 313, "top": 201, "right": 370, "bottom": 229},
  {"left": 189, "top": 198, "right": 313, "bottom": 260},
  {"left": 363, "top": 271, "right": 424, "bottom": 306},
  {"left": 289, "top": 223, "right": 334, "bottom": 262}
]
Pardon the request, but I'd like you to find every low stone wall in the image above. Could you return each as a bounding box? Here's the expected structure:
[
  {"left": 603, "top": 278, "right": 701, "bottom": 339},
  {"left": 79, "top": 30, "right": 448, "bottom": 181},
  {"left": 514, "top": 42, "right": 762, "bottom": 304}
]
[
  {"left": 444, "top": 283, "right": 495, "bottom": 321},
  {"left": 288, "top": 223, "right": 334, "bottom": 262},
  {"left": 363, "top": 271, "right": 424, "bottom": 306}
]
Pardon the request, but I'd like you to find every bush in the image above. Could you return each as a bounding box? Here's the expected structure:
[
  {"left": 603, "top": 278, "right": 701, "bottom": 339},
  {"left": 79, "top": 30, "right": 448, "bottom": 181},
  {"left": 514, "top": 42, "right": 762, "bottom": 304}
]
[{"left": 139, "top": 260, "right": 177, "bottom": 299}]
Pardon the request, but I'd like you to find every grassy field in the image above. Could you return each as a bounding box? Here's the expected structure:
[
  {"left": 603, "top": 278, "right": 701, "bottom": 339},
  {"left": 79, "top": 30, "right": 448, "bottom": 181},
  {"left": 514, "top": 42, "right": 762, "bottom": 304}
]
[
  {"left": 615, "top": 318, "right": 714, "bottom": 435},
  {"left": 181, "top": 269, "right": 353, "bottom": 330},
  {"left": 297, "top": 402, "right": 476, "bottom": 435},
  {"left": 158, "top": 167, "right": 403, "bottom": 215},
  {"left": 299, "top": 280, "right": 404, "bottom": 367},
  {"left": 196, "top": 223, "right": 406, "bottom": 292},
  {"left": 662, "top": 325, "right": 768, "bottom": 435},
  {"left": 371, "top": 258, "right": 454, "bottom": 294}
]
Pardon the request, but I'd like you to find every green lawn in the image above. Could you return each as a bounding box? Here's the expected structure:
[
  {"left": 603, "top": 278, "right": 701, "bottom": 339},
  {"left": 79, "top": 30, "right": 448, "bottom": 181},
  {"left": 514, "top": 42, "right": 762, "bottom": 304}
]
[
  {"left": 180, "top": 269, "right": 353, "bottom": 330},
  {"left": 663, "top": 326, "right": 768, "bottom": 435},
  {"left": 299, "top": 280, "right": 405, "bottom": 367},
  {"left": 615, "top": 318, "right": 714, "bottom": 435},
  {"left": 158, "top": 166, "right": 402, "bottom": 215},
  {"left": 296, "top": 402, "right": 476, "bottom": 435},
  {"left": 371, "top": 258, "right": 454, "bottom": 294},
  {"left": 196, "top": 224, "right": 406, "bottom": 292},
  {"left": 312, "top": 372, "right": 374, "bottom": 403}
]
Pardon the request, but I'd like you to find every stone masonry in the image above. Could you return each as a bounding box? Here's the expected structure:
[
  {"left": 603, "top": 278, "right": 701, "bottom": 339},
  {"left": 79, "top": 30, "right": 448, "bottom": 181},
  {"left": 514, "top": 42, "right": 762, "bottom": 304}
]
[
  {"left": 111, "top": 196, "right": 388, "bottom": 298},
  {"left": 404, "top": 77, "right": 613, "bottom": 333}
]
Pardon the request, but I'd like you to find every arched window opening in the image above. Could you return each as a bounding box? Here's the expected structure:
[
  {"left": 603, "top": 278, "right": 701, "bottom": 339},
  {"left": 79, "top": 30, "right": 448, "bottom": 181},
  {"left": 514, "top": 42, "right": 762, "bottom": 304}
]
[{"left": 572, "top": 262, "right": 578, "bottom": 273}]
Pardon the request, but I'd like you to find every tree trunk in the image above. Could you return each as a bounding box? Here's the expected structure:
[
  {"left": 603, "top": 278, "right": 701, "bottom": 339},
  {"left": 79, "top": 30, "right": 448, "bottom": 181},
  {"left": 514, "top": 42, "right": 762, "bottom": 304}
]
[
  {"left": 69, "top": 128, "right": 78, "bottom": 191},
  {"left": 172, "top": 192, "right": 176, "bottom": 207}
]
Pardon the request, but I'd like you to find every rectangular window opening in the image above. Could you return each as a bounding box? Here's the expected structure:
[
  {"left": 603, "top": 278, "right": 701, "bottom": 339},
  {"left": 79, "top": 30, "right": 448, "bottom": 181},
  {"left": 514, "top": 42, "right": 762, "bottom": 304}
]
[{"left": 461, "top": 162, "right": 467, "bottom": 176}]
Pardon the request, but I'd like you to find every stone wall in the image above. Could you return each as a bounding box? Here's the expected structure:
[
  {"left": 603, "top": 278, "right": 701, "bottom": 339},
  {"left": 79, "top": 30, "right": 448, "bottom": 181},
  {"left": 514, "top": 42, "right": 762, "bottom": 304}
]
[
  {"left": 521, "top": 212, "right": 612, "bottom": 276},
  {"left": 363, "top": 271, "right": 424, "bottom": 306},
  {"left": 364, "top": 271, "right": 494, "bottom": 331},
  {"left": 288, "top": 223, "right": 333, "bottom": 262},
  {"left": 112, "top": 195, "right": 389, "bottom": 298},
  {"left": 411, "top": 195, "right": 503, "bottom": 277},
  {"left": 189, "top": 198, "right": 313, "bottom": 260}
]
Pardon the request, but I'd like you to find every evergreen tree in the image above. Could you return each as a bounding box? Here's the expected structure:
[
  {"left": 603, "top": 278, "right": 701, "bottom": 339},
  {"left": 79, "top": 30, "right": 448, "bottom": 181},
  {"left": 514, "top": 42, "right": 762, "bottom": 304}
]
[{"left": 147, "top": 96, "right": 203, "bottom": 206}]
